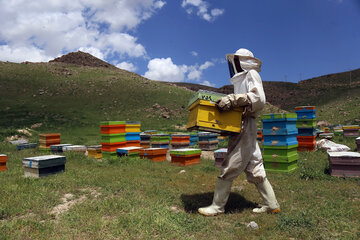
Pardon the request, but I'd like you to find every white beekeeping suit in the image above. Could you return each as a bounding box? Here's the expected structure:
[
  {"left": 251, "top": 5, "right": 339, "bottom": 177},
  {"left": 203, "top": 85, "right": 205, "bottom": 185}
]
[{"left": 198, "top": 48, "right": 280, "bottom": 216}]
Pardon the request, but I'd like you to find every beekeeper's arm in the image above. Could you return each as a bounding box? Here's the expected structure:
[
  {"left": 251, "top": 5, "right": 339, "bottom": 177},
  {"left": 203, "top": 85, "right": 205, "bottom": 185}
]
[{"left": 216, "top": 70, "right": 265, "bottom": 113}]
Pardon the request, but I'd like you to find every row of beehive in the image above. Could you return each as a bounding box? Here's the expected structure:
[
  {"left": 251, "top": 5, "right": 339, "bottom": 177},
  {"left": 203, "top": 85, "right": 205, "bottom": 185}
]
[
  {"left": 261, "top": 113, "right": 299, "bottom": 173},
  {"left": 295, "top": 106, "right": 317, "bottom": 151}
]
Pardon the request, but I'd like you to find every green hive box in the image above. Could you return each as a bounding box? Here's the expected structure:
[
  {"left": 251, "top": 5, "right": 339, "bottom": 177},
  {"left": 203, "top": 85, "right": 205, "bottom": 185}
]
[
  {"left": 261, "top": 113, "right": 297, "bottom": 120},
  {"left": 264, "top": 160, "right": 298, "bottom": 173},
  {"left": 296, "top": 119, "right": 316, "bottom": 128},
  {"left": 100, "top": 121, "right": 126, "bottom": 126},
  {"left": 170, "top": 148, "right": 201, "bottom": 155},
  {"left": 101, "top": 133, "right": 126, "bottom": 143},
  {"left": 263, "top": 152, "right": 298, "bottom": 163},
  {"left": 263, "top": 145, "right": 298, "bottom": 159},
  {"left": 188, "top": 90, "right": 226, "bottom": 107}
]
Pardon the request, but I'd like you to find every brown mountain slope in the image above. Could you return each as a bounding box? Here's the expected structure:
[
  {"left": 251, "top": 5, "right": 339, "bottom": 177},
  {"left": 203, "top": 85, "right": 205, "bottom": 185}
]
[{"left": 49, "top": 51, "right": 115, "bottom": 68}]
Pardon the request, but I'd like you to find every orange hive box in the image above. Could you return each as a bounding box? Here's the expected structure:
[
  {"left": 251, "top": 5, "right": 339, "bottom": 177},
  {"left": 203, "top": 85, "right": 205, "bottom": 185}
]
[
  {"left": 100, "top": 124, "right": 126, "bottom": 134},
  {"left": 125, "top": 140, "right": 141, "bottom": 147},
  {"left": 101, "top": 142, "right": 126, "bottom": 152},
  {"left": 170, "top": 149, "right": 201, "bottom": 166},
  {"left": 297, "top": 135, "right": 317, "bottom": 143},
  {"left": 0, "top": 154, "right": 8, "bottom": 171},
  {"left": 39, "top": 133, "right": 61, "bottom": 141},
  {"left": 297, "top": 140, "right": 316, "bottom": 152},
  {"left": 139, "top": 148, "right": 168, "bottom": 162}
]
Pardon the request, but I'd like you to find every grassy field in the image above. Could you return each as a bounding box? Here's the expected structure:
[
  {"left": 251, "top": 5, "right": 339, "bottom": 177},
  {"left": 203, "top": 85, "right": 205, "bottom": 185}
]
[{"left": 0, "top": 136, "right": 359, "bottom": 240}]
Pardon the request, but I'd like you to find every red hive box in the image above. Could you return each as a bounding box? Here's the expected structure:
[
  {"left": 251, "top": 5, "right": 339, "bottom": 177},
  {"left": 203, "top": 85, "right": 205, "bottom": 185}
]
[
  {"left": 297, "top": 140, "right": 317, "bottom": 152},
  {"left": 100, "top": 124, "right": 126, "bottom": 134},
  {"left": 126, "top": 140, "right": 141, "bottom": 147},
  {"left": 39, "top": 133, "right": 61, "bottom": 149},
  {"left": 0, "top": 154, "right": 8, "bottom": 171},
  {"left": 171, "top": 154, "right": 201, "bottom": 166},
  {"left": 101, "top": 142, "right": 126, "bottom": 152},
  {"left": 139, "top": 148, "right": 168, "bottom": 162}
]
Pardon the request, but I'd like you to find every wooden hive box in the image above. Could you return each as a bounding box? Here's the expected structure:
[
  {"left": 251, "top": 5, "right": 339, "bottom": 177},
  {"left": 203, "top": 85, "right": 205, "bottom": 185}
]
[
  {"left": 17, "top": 143, "right": 38, "bottom": 151},
  {"left": 328, "top": 152, "right": 360, "bottom": 177},
  {"left": 263, "top": 144, "right": 298, "bottom": 159},
  {"left": 22, "top": 155, "right": 66, "bottom": 178},
  {"left": 87, "top": 145, "right": 102, "bottom": 159},
  {"left": 343, "top": 125, "right": 359, "bottom": 137},
  {"left": 116, "top": 147, "right": 142, "bottom": 158},
  {"left": 151, "top": 143, "right": 169, "bottom": 149},
  {"left": 39, "top": 133, "right": 61, "bottom": 141},
  {"left": 264, "top": 160, "right": 298, "bottom": 173},
  {"left": 125, "top": 140, "right": 141, "bottom": 147},
  {"left": 171, "top": 134, "right": 190, "bottom": 144},
  {"left": 139, "top": 148, "right": 168, "bottom": 162},
  {"left": 100, "top": 121, "right": 126, "bottom": 134},
  {"left": 50, "top": 144, "right": 72, "bottom": 153},
  {"left": 125, "top": 132, "right": 141, "bottom": 141},
  {"left": 62, "top": 145, "right": 87, "bottom": 153},
  {"left": 187, "top": 99, "right": 243, "bottom": 135},
  {"left": 296, "top": 119, "right": 317, "bottom": 129},
  {"left": 125, "top": 121, "right": 141, "bottom": 132},
  {"left": 0, "top": 154, "right": 8, "bottom": 171},
  {"left": 297, "top": 141, "right": 316, "bottom": 152},
  {"left": 263, "top": 134, "right": 298, "bottom": 147},
  {"left": 214, "top": 148, "right": 227, "bottom": 167},
  {"left": 170, "top": 148, "right": 201, "bottom": 166},
  {"left": 101, "top": 142, "right": 126, "bottom": 152},
  {"left": 298, "top": 128, "right": 317, "bottom": 136},
  {"left": 101, "top": 133, "right": 126, "bottom": 143},
  {"left": 294, "top": 106, "right": 316, "bottom": 120},
  {"left": 262, "top": 113, "right": 298, "bottom": 135}
]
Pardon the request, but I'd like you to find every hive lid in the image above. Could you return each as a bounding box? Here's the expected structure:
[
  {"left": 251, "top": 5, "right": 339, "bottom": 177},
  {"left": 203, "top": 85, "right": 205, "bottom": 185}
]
[
  {"left": 117, "top": 147, "right": 143, "bottom": 151},
  {"left": 126, "top": 121, "right": 141, "bottom": 125},
  {"left": 261, "top": 113, "right": 297, "bottom": 120},
  {"left": 214, "top": 148, "right": 227, "bottom": 153},
  {"left": 188, "top": 90, "right": 226, "bottom": 107},
  {"left": 328, "top": 152, "right": 360, "bottom": 158},
  {"left": 51, "top": 144, "right": 72, "bottom": 147},
  {"left": 23, "top": 155, "right": 66, "bottom": 161},
  {"left": 100, "top": 121, "right": 126, "bottom": 125},
  {"left": 170, "top": 148, "right": 201, "bottom": 155},
  {"left": 0, "top": 154, "right": 7, "bottom": 157}
]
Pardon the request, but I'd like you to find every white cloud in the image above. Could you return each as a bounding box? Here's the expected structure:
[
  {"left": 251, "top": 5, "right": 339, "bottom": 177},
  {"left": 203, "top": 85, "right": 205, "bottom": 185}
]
[
  {"left": 191, "top": 51, "right": 198, "bottom": 56},
  {"left": 144, "top": 57, "right": 188, "bottom": 82},
  {"left": 116, "top": 61, "right": 137, "bottom": 72},
  {"left": 144, "top": 57, "right": 215, "bottom": 83},
  {"left": 0, "top": 0, "right": 165, "bottom": 62},
  {"left": 78, "top": 47, "right": 104, "bottom": 60},
  {"left": 181, "top": 0, "right": 224, "bottom": 21},
  {"left": 0, "top": 45, "right": 53, "bottom": 62},
  {"left": 201, "top": 80, "right": 215, "bottom": 87}
]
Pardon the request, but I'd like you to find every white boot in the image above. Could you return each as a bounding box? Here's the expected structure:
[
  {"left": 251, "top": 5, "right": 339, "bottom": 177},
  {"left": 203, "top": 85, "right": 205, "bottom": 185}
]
[
  {"left": 198, "top": 178, "right": 232, "bottom": 216},
  {"left": 253, "top": 178, "right": 280, "bottom": 214}
]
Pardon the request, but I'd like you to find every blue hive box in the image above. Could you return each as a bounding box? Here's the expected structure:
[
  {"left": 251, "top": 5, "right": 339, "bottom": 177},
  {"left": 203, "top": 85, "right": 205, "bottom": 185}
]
[
  {"left": 298, "top": 128, "right": 317, "bottom": 136},
  {"left": 17, "top": 143, "right": 38, "bottom": 150},
  {"left": 295, "top": 110, "right": 316, "bottom": 120},
  {"left": 125, "top": 132, "right": 141, "bottom": 141},
  {"left": 198, "top": 132, "right": 218, "bottom": 142},
  {"left": 262, "top": 122, "right": 298, "bottom": 135},
  {"left": 263, "top": 134, "right": 298, "bottom": 147}
]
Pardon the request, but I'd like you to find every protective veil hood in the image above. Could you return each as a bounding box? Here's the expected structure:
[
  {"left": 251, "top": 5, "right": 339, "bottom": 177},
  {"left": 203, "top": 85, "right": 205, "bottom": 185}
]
[{"left": 226, "top": 48, "right": 262, "bottom": 77}]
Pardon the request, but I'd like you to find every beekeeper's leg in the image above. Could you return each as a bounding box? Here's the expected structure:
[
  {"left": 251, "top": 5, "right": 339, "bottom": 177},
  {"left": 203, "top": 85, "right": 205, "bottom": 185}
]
[
  {"left": 198, "top": 132, "right": 250, "bottom": 216},
  {"left": 245, "top": 150, "right": 280, "bottom": 213},
  {"left": 198, "top": 178, "right": 233, "bottom": 216}
]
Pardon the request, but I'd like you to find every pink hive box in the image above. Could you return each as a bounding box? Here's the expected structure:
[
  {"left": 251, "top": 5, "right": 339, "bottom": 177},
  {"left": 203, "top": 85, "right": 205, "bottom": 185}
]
[{"left": 328, "top": 151, "right": 360, "bottom": 178}]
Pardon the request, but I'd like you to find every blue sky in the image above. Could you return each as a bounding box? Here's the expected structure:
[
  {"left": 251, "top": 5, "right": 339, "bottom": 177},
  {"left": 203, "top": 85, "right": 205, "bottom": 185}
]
[{"left": 0, "top": 0, "right": 359, "bottom": 87}]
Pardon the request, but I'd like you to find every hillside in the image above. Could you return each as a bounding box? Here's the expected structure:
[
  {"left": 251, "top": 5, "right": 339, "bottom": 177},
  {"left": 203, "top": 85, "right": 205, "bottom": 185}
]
[{"left": 165, "top": 68, "right": 360, "bottom": 125}]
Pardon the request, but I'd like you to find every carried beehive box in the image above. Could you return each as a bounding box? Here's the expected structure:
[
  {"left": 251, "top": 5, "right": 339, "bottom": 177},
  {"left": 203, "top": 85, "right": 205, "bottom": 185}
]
[
  {"left": 87, "top": 145, "right": 102, "bottom": 159},
  {"left": 295, "top": 106, "right": 316, "bottom": 120},
  {"left": 0, "top": 154, "right": 8, "bottom": 171},
  {"left": 187, "top": 90, "right": 226, "bottom": 107},
  {"left": 50, "top": 144, "right": 73, "bottom": 153},
  {"left": 170, "top": 148, "right": 201, "bottom": 166},
  {"left": 214, "top": 148, "right": 227, "bottom": 167},
  {"left": 139, "top": 148, "right": 168, "bottom": 162},
  {"left": 328, "top": 151, "right": 360, "bottom": 177},
  {"left": 100, "top": 121, "right": 126, "bottom": 134},
  {"left": 187, "top": 99, "right": 243, "bottom": 134},
  {"left": 116, "top": 147, "right": 142, "bottom": 158},
  {"left": 17, "top": 143, "right": 38, "bottom": 151},
  {"left": 22, "top": 155, "right": 66, "bottom": 178},
  {"left": 62, "top": 145, "right": 87, "bottom": 153},
  {"left": 343, "top": 125, "right": 359, "bottom": 137},
  {"left": 125, "top": 121, "right": 141, "bottom": 132}
]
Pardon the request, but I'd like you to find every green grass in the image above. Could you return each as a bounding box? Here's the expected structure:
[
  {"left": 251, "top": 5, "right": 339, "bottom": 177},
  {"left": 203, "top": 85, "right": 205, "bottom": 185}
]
[{"left": 0, "top": 135, "right": 359, "bottom": 239}]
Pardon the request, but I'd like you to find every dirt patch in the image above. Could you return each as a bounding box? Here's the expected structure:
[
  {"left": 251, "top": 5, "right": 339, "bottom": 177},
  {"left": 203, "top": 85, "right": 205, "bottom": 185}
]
[{"left": 49, "top": 51, "right": 115, "bottom": 68}]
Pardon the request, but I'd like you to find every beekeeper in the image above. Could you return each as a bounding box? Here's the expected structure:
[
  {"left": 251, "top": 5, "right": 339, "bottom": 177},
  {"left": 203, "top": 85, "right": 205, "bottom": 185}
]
[{"left": 198, "top": 48, "right": 280, "bottom": 216}]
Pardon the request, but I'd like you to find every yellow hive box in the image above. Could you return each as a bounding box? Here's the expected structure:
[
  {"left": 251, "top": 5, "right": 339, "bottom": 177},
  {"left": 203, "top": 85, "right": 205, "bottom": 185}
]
[
  {"left": 187, "top": 99, "right": 243, "bottom": 134},
  {"left": 125, "top": 124, "right": 141, "bottom": 132}
]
